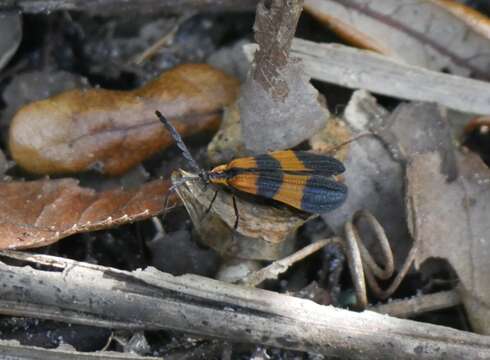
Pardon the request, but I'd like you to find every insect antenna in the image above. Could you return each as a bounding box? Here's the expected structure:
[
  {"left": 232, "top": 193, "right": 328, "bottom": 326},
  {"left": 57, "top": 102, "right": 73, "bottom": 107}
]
[
  {"left": 324, "top": 132, "right": 372, "bottom": 155},
  {"left": 155, "top": 111, "right": 205, "bottom": 178}
]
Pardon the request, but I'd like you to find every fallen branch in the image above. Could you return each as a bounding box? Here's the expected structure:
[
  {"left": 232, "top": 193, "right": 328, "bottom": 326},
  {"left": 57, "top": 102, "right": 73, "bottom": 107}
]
[
  {"left": 244, "top": 39, "right": 490, "bottom": 114},
  {"left": 0, "top": 339, "right": 160, "bottom": 360},
  {"left": 0, "top": 251, "right": 489, "bottom": 359},
  {"left": 1, "top": 0, "right": 258, "bottom": 14}
]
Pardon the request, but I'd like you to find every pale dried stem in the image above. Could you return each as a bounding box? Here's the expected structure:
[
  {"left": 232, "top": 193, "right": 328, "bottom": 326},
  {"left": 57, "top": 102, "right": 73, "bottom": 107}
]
[
  {"left": 242, "top": 236, "right": 343, "bottom": 287},
  {"left": 0, "top": 338, "right": 160, "bottom": 359},
  {"left": 0, "top": 251, "right": 487, "bottom": 359},
  {"left": 370, "top": 289, "right": 462, "bottom": 318}
]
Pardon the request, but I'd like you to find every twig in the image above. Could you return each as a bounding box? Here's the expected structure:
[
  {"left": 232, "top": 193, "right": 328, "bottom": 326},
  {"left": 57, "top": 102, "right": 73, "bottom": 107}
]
[
  {"left": 131, "top": 12, "right": 196, "bottom": 65},
  {"left": 250, "top": 0, "right": 304, "bottom": 99},
  {"left": 1, "top": 0, "right": 259, "bottom": 14},
  {"left": 291, "top": 39, "right": 490, "bottom": 114},
  {"left": 370, "top": 289, "right": 462, "bottom": 318},
  {"left": 244, "top": 39, "right": 490, "bottom": 114},
  {"left": 242, "top": 237, "right": 342, "bottom": 287},
  {"left": 240, "top": 0, "right": 328, "bottom": 152},
  {"left": 164, "top": 340, "right": 224, "bottom": 360},
  {"left": 0, "top": 251, "right": 489, "bottom": 359},
  {"left": 0, "top": 338, "right": 161, "bottom": 360},
  {"left": 101, "top": 332, "right": 115, "bottom": 352}
]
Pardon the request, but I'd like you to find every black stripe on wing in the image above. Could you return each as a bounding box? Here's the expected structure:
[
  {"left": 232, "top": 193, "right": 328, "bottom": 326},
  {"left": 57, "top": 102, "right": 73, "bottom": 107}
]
[
  {"left": 300, "top": 174, "right": 347, "bottom": 213},
  {"left": 230, "top": 170, "right": 348, "bottom": 213},
  {"left": 253, "top": 151, "right": 345, "bottom": 176},
  {"left": 294, "top": 151, "right": 345, "bottom": 175}
]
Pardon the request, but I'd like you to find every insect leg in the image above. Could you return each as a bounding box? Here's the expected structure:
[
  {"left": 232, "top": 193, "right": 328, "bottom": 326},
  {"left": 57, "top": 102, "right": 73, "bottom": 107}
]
[
  {"left": 200, "top": 189, "right": 219, "bottom": 223},
  {"left": 161, "top": 185, "right": 178, "bottom": 222},
  {"left": 232, "top": 195, "right": 239, "bottom": 230}
]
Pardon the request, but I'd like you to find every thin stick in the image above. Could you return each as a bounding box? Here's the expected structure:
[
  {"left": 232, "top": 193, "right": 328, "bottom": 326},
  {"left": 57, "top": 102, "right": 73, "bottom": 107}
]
[
  {"left": 0, "top": 338, "right": 161, "bottom": 360},
  {"left": 370, "top": 289, "right": 462, "bottom": 318},
  {"left": 290, "top": 39, "right": 490, "bottom": 115},
  {"left": 242, "top": 237, "right": 341, "bottom": 287},
  {"left": 132, "top": 12, "right": 195, "bottom": 65}
]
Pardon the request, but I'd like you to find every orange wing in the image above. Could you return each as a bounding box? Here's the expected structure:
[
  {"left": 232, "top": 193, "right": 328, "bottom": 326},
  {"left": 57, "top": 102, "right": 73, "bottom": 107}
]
[
  {"left": 226, "top": 150, "right": 345, "bottom": 175},
  {"left": 227, "top": 171, "right": 347, "bottom": 213}
]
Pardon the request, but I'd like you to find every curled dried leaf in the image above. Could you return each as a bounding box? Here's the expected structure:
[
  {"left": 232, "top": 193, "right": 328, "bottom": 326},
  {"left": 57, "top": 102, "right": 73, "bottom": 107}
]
[
  {"left": 173, "top": 170, "right": 307, "bottom": 260},
  {"left": 305, "top": 0, "right": 490, "bottom": 80},
  {"left": 9, "top": 64, "right": 239, "bottom": 176},
  {"left": 406, "top": 151, "right": 490, "bottom": 334},
  {"left": 0, "top": 178, "right": 177, "bottom": 250},
  {"left": 433, "top": 0, "right": 490, "bottom": 39}
]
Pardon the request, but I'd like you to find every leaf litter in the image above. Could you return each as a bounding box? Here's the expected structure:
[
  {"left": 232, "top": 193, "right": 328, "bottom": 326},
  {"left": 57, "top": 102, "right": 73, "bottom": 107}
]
[
  {"left": 0, "top": 178, "right": 176, "bottom": 250},
  {"left": 0, "top": 1, "right": 490, "bottom": 357}
]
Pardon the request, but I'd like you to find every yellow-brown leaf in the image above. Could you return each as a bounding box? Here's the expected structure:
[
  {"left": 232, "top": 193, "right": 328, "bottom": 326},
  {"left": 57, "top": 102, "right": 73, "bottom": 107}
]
[{"left": 9, "top": 64, "right": 239, "bottom": 175}]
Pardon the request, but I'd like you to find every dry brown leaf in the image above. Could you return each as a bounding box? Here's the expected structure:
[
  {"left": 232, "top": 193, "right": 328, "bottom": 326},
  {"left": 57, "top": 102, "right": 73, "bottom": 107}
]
[
  {"left": 305, "top": 0, "right": 490, "bottom": 80},
  {"left": 0, "top": 178, "right": 176, "bottom": 250},
  {"left": 9, "top": 64, "right": 239, "bottom": 176},
  {"left": 406, "top": 151, "right": 490, "bottom": 334}
]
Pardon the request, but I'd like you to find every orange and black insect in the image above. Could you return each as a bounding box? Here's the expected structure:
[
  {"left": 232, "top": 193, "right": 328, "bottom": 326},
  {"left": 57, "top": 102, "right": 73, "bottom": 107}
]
[{"left": 156, "top": 111, "right": 347, "bottom": 225}]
